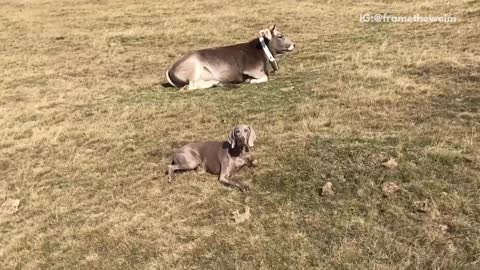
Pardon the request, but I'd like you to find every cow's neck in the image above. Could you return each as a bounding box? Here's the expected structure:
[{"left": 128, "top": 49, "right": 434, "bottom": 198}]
[
  {"left": 259, "top": 37, "right": 276, "bottom": 59},
  {"left": 250, "top": 38, "right": 278, "bottom": 71},
  {"left": 252, "top": 38, "right": 278, "bottom": 71}
]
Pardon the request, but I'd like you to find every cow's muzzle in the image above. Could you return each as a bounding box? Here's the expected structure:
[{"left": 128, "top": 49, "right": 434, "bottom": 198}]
[{"left": 287, "top": 43, "right": 296, "bottom": 51}]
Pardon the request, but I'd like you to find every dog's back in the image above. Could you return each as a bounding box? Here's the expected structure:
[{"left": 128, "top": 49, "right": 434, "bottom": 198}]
[{"left": 172, "top": 141, "right": 229, "bottom": 175}]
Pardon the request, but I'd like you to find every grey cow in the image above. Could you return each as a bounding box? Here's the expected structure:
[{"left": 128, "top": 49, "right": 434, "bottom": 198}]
[
  {"left": 165, "top": 25, "right": 295, "bottom": 90},
  {"left": 167, "top": 125, "right": 257, "bottom": 192}
]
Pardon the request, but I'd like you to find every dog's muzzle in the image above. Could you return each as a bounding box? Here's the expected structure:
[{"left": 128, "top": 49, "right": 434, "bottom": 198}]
[{"left": 238, "top": 137, "right": 246, "bottom": 145}]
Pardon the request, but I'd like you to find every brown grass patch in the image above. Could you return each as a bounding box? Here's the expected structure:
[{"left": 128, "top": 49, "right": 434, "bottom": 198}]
[{"left": 1, "top": 0, "right": 479, "bottom": 269}]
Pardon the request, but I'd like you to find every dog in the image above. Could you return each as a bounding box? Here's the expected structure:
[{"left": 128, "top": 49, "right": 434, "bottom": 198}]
[
  {"left": 165, "top": 25, "right": 295, "bottom": 90},
  {"left": 167, "top": 125, "right": 257, "bottom": 192}
]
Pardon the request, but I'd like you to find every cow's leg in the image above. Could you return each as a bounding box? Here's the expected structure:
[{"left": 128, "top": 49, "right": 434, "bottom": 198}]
[
  {"left": 244, "top": 69, "right": 269, "bottom": 84},
  {"left": 182, "top": 80, "right": 220, "bottom": 90},
  {"left": 181, "top": 64, "right": 220, "bottom": 90},
  {"left": 249, "top": 76, "right": 268, "bottom": 84}
]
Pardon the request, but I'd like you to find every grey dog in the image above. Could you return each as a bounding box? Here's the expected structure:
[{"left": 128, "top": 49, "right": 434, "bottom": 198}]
[{"left": 167, "top": 125, "right": 257, "bottom": 191}]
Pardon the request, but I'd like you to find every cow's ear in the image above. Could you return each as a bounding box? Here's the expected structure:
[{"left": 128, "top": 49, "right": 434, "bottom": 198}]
[{"left": 259, "top": 28, "right": 272, "bottom": 40}]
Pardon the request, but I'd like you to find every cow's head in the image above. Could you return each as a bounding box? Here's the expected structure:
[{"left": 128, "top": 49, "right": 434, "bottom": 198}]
[{"left": 259, "top": 25, "right": 295, "bottom": 55}]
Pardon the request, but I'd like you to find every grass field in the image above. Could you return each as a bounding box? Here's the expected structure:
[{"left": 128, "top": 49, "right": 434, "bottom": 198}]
[{"left": 1, "top": 0, "right": 479, "bottom": 269}]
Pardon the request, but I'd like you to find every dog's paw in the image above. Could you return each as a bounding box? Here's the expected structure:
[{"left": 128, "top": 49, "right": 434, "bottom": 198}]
[{"left": 239, "top": 184, "right": 250, "bottom": 192}]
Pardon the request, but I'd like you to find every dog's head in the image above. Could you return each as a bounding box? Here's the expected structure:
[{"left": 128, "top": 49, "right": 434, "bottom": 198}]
[
  {"left": 228, "top": 124, "right": 257, "bottom": 149},
  {"left": 259, "top": 25, "right": 295, "bottom": 55}
]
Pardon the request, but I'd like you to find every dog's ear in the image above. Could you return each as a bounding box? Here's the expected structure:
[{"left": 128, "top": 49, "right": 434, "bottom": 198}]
[
  {"left": 248, "top": 126, "right": 257, "bottom": 147},
  {"left": 259, "top": 28, "right": 272, "bottom": 40},
  {"left": 227, "top": 128, "right": 236, "bottom": 148}
]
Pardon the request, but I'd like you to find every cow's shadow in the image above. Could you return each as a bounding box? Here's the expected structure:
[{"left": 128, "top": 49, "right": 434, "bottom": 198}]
[
  {"left": 161, "top": 82, "right": 174, "bottom": 88},
  {"left": 161, "top": 82, "right": 241, "bottom": 90}
]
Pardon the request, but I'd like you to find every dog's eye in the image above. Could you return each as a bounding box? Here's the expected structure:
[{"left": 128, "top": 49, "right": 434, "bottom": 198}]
[
  {"left": 236, "top": 130, "right": 240, "bottom": 133},
  {"left": 244, "top": 129, "right": 249, "bottom": 133}
]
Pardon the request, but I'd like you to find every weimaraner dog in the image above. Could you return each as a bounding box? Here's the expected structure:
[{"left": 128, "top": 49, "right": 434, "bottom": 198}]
[{"left": 167, "top": 125, "right": 257, "bottom": 191}]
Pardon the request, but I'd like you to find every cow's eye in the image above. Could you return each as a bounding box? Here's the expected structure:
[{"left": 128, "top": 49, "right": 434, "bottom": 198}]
[{"left": 278, "top": 34, "right": 284, "bottom": 39}]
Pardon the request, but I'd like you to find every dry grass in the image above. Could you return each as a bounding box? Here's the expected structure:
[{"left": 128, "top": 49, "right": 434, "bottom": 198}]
[{"left": 1, "top": 0, "right": 479, "bottom": 269}]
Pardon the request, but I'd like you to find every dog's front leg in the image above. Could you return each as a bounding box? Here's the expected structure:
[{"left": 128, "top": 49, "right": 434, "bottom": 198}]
[
  {"left": 246, "top": 157, "right": 258, "bottom": 168},
  {"left": 218, "top": 162, "right": 249, "bottom": 192}
]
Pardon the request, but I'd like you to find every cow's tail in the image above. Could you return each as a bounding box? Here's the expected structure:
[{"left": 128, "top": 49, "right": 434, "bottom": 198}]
[
  {"left": 165, "top": 67, "right": 183, "bottom": 88},
  {"left": 164, "top": 159, "right": 175, "bottom": 175}
]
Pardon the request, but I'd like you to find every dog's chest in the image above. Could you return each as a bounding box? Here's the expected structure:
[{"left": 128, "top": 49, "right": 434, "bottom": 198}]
[{"left": 232, "top": 157, "right": 246, "bottom": 168}]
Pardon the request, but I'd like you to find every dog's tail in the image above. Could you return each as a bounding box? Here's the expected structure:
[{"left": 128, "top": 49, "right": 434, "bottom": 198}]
[{"left": 165, "top": 67, "right": 183, "bottom": 88}]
